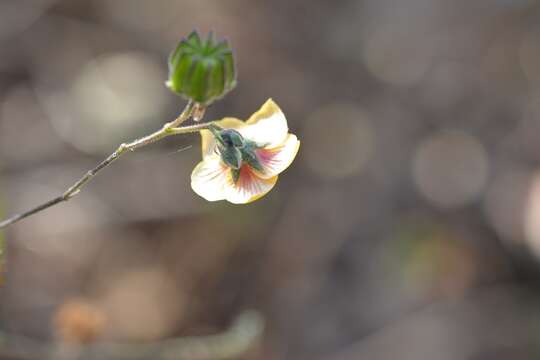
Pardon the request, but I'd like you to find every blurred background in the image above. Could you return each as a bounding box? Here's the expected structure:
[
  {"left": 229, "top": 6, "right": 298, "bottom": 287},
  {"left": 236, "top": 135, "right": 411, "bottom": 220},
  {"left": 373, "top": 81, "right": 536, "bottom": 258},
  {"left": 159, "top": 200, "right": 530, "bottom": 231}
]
[{"left": 2, "top": 0, "right": 540, "bottom": 359}]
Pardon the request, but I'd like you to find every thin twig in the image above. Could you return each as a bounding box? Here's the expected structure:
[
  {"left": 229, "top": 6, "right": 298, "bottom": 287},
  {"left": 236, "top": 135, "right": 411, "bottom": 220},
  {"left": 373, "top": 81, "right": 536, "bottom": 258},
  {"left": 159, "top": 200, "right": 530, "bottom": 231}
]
[{"left": 0, "top": 101, "right": 214, "bottom": 230}]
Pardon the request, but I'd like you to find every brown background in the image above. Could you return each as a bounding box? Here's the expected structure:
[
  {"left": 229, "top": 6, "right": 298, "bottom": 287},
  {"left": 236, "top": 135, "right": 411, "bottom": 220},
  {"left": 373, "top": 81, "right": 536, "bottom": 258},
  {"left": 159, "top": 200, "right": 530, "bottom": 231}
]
[{"left": 2, "top": 0, "right": 540, "bottom": 359}]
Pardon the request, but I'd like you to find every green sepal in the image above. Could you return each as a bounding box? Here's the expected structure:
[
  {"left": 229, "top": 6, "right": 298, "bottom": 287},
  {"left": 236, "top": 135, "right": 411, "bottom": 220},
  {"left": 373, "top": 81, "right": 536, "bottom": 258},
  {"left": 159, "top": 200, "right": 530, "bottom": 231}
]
[
  {"left": 231, "top": 168, "right": 241, "bottom": 184},
  {"left": 207, "top": 58, "right": 225, "bottom": 100},
  {"left": 188, "top": 59, "right": 209, "bottom": 102},
  {"left": 219, "top": 147, "right": 242, "bottom": 170},
  {"left": 221, "top": 129, "right": 244, "bottom": 147},
  {"left": 222, "top": 51, "right": 236, "bottom": 89},
  {"left": 241, "top": 147, "right": 264, "bottom": 173},
  {"left": 171, "top": 53, "right": 194, "bottom": 93},
  {"left": 186, "top": 31, "right": 201, "bottom": 47}
]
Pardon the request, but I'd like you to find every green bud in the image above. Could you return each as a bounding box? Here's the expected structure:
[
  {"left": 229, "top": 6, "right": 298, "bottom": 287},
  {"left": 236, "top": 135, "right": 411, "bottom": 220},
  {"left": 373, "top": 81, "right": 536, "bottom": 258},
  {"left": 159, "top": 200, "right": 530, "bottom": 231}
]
[{"left": 166, "top": 31, "right": 237, "bottom": 106}]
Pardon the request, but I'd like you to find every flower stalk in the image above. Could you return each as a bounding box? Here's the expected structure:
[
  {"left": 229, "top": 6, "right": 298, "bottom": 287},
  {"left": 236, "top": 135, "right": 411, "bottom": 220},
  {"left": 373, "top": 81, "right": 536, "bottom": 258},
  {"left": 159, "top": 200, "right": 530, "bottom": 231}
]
[{"left": 0, "top": 100, "right": 215, "bottom": 229}]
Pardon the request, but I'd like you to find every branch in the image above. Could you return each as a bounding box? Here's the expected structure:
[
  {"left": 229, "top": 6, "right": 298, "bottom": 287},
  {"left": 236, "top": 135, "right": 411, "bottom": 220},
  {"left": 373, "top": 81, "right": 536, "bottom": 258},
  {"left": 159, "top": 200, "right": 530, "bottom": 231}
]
[{"left": 0, "top": 101, "right": 214, "bottom": 230}]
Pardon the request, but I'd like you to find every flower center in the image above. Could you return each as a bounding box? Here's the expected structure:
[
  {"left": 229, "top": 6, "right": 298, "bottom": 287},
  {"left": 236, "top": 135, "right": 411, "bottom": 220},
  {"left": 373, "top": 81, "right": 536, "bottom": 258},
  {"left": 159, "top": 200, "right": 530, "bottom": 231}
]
[{"left": 210, "top": 127, "right": 265, "bottom": 183}]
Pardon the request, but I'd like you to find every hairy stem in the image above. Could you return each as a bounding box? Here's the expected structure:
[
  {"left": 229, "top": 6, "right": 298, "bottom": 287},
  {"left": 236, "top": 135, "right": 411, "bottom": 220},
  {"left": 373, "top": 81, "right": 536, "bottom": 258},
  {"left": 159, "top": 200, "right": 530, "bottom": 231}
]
[{"left": 0, "top": 101, "right": 214, "bottom": 230}]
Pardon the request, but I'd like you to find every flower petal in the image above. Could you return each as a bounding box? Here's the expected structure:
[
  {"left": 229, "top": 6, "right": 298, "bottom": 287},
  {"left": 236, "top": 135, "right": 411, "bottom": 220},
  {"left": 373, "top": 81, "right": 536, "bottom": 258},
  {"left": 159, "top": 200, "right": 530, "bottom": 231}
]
[
  {"left": 191, "top": 155, "right": 231, "bottom": 201},
  {"left": 240, "top": 99, "right": 288, "bottom": 147},
  {"left": 200, "top": 117, "right": 245, "bottom": 158},
  {"left": 253, "top": 134, "right": 301, "bottom": 179},
  {"left": 225, "top": 166, "right": 278, "bottom": 204}
]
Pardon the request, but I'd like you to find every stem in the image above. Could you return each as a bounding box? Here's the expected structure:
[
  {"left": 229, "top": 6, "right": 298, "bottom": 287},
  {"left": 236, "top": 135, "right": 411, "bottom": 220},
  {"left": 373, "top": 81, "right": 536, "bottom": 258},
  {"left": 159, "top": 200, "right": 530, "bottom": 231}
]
[{"left": 0, "top": 101, "right": 214, "bottom": 230}]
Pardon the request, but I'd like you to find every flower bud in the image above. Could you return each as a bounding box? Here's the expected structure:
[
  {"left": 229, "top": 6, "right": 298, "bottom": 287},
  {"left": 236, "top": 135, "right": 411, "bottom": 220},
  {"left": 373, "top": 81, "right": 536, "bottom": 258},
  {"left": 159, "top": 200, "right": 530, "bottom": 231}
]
[{"left": 166, "top": 31, "right": 237, "bottom": 106}]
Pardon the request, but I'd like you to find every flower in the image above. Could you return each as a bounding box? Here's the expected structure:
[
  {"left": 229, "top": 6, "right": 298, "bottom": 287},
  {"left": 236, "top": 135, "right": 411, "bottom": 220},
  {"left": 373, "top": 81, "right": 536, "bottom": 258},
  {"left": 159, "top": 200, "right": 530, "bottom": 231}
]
[{"left": 191, "top": 99, "right": 300, "bottom": 204}]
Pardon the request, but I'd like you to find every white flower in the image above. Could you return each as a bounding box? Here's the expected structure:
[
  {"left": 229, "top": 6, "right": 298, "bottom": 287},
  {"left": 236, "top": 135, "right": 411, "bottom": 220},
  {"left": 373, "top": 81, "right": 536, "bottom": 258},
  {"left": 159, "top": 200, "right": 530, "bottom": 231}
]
[{"left": 191, "top": 99, "right": 300, "bottom": 204}]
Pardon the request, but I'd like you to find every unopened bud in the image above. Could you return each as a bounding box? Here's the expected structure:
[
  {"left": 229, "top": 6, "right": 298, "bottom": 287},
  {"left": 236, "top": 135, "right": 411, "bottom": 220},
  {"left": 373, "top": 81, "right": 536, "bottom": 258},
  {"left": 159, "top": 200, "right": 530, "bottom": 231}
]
[{"left": 166, "top": 31, "right": 237, "bottom": 106}]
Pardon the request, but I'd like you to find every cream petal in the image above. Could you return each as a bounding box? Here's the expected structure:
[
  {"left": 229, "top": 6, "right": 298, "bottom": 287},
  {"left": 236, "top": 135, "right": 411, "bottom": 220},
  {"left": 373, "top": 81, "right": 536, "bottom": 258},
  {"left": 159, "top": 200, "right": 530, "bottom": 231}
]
[
  {"left": 225, "top": 166, "right": 278, "bottom": 204},
  {"left": 240, "top": 99, "right": 289, "bottom": 147},
  {"left": 191, "top": 155, "right": 232, "bottom": 201},
  {"left": 200, "top": 117, "right": 246, "bottom": 158},
  {"left": 253, "top": 134, "right": 301, "bottom": 179}
]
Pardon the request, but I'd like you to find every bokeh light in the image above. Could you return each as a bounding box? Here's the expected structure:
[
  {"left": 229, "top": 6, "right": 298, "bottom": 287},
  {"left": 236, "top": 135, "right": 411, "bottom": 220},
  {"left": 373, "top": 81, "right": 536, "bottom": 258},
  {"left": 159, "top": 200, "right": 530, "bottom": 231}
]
[
  {"left": 303, "top": 103, "right": 375, "bottom": 180},
  {"left": 95, "top": 267, "right": 185, "bottom": 340},
  {"left": 363, "top": 24, "right": 434, "bottom": 86},
  {"left": 484, "top": 170, "right": 531, "bottom": 244},
  {"left": 413, "top": 131, "right": 489, "bottom": 208},
  {"left": 524, "top": 171, "right": 540, "bottom": 258},
  {"left": 47, "top": 52, "right": 171, "bottom": 154}
]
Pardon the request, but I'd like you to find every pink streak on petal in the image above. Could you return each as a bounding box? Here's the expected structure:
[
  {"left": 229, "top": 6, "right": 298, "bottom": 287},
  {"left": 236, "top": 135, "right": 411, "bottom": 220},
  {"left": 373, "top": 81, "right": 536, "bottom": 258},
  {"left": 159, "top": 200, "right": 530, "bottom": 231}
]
[
  {"left": 254, "top": 134, "right": 300, "bottom": 178},
  {"left": 225, "top": 165, "right": 277, "bottom": 203}
]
